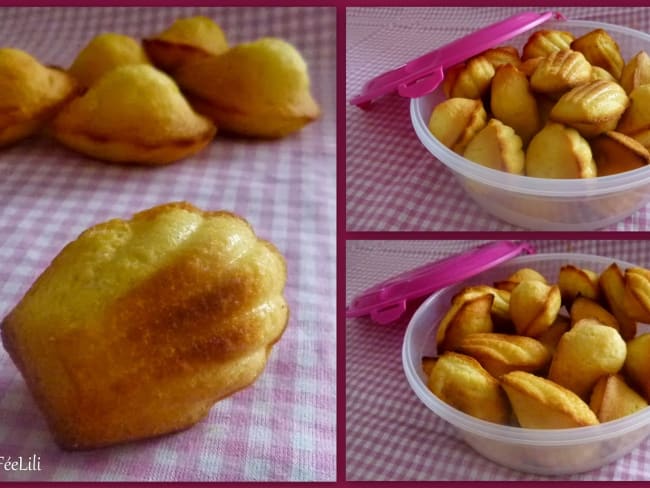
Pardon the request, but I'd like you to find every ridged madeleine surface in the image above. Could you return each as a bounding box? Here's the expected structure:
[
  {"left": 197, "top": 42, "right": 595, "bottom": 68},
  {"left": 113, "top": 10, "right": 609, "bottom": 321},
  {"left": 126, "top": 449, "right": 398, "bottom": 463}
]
[
  {"left": 456, "top": 332, "right": 550, "bottom": 377},
  {"left": 592, "top": 131, "right": 650, "bottom": 176},
  {"left": 590, "top": 374, "right": 648, "bottom": 422},
  {"left": 52, "top": 64, "right": 216, "bottom": 165},
  {"left": 0, "top": 48, "right": 79, "bottom": 147},
  {"left": 599, "top": 263, "right": 637, "bottom": 340},
  {"left": 509, "top": 280, "right": 561, "bottom": 337},
  {"left": 522, "top": 30, "right": 574, "bottom": 61},
  {"left": 549, "top": 80, "right": 628, "bottom": 138},
  {"left": 428, "top": 97, "right": 487, "bottom": 154},
  {"left": 618, "top": 85, "right": 650, "bottom": 138},
  {"left": 442, "top": 55, "right": 495, "bottom": 99},
  {"left": 622, "top": 267, "right": 650, "bottom": 322},
  {"left": 427, "top": 352, "right": 510, "bottom": 424},
  {"left": 530, "top": 50, "right": 592, "bottom": 97},
  {"left": 501, "top": 371, "right": 599, "bottom": 428},
  {"left": 620, "top": 51, "right": 650, "bottom": 94},
  {"left": 557, "top": 264, "right": 600, "bottom": 306},
  {"left": 0, "top": 202, "right": 289, "bottom": 449},
  {"left": 570, "top": 29, "right": 624, "bottom": 80}
]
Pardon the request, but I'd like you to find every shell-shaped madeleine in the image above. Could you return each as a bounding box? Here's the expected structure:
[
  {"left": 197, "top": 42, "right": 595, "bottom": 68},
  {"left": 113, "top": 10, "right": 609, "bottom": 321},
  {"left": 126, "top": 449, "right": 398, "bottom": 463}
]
[
  {"left": 494, "top": 267, "right": 547, "bottom": 293},
  {"left": 624, "top": 333, "right": 650, "bottom": 401},
  {"left": 510, "top": 280, "right": 562, "bottom": 337},
  {"left": 590, "top": 374, "right": 648, "bottom": 423},
  {"left": 52, "top": 65, "right": 216, "bottom": 165},
  {"left": 557, "top": 264, "right": 600, "bottom": 306},
  {"left": 525, "top": 122, "right": 596, "bottom": 178},
  {"left": 599, "top": 263, "right": 637, "bottom": 341},
  {"left": 491, "top": 64, "right": 541, "bottom": 145},
  {"left": 0, "top": 201, "right": 289, "bottom": 449},
  {"left": 143, "top": 16, "right": 228, "bottom": 74},
  {"left": 427, "top": 352, "right": 510, "bottom": 424},
  {"left": 501, "top": 371, "right": 599, "bottom": 428},
  {"left": 523, "top": 30, "right": 575, "bottom": 61},
  {"left": 68, "top": 33, "right": 150, "bottom": 88},
  {"left": 442, "top": 55, "right": 495, "bottom": 99},
  {"left": 617, "top": 84, "right": 650, "bottom": 136},
  {"left": 571, "top": 29, "right": 624, "bottom": 80},
  {"left": 456, "top": 332, "right": 550, "bottom": 377},
  {"left": 428, "top": 98, "right": 487, "bottom": 154},
  {"left": 622, "top": 267, "right": 650, "bottom": 322},
  {"left": 570, "top": 296, "right": 619, "bottom": 330},
  {"left": 482, "top": 45, "right": 521, "bottom": 69},
  {"left": 175, "top": 37, "right": 320, "bottom": 138},
  {"left": 463, "top": 119, "right": 525, "bottom": 174},
  {"left": 548, "top": 319, "right": 627, "bottom": 399},
  {"left": 620, "top": 51, "right": 650, "bottom": 94},
  {"left": 0, "top": 48, "right": 79, "bottom": 147},
  {"left": 530, "top": 50, "right": 592, "bottom": 97},
  {"left": 590, "top": 66, "right": 617, "bottom": 82},
  {"left": 436, "top": 293, "right": 494, "bottom": 353},
  {"left": 592, "top": 131, "right": 650, "bottom": 176},
  {"left": 550, "top": 80, "right": 629, "bottom": 138}
]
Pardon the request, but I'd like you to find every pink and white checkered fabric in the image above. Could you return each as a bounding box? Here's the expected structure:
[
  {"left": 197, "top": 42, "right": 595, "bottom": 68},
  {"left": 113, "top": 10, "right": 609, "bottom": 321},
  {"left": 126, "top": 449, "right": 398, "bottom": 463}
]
[
  {"left": 0, "top": 7, "right": 335, "bottom": 481},
  {"left": 346, "top": 239, "right": 650, "bottom": 480},
  {"left": 346, "top": 7, "right": 650, "bottom": 231}
]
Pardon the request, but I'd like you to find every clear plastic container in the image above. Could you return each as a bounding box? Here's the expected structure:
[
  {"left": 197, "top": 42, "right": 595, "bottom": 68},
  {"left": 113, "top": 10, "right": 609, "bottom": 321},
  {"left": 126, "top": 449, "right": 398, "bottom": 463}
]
[
  {"left": 402, "top": 253, "right": 650, "bottom": 475},
  {"left": 411, "top": 20, "right": 650, "bottom": 230}
]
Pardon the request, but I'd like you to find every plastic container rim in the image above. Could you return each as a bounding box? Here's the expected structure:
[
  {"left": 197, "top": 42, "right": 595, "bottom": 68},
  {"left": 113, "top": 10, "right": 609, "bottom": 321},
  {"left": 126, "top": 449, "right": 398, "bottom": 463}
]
[
  {"left": 403, "top": 252, "right": 650, "bottom": 446},
  {"left": 410, "top": 19, "right": 650, "bottom": 198}
]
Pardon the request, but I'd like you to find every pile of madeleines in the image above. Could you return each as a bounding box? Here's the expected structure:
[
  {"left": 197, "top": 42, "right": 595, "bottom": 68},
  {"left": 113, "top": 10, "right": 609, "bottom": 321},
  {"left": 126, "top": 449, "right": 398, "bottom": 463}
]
[
  {"left": 0, "top": 16, "right": 320, "bottom": 165},
  {"left": 424, "top": 262, "right": 650, "bottom": 429},
  {"left": 428, "top": 28, "right": 650, "bottom": 178}
]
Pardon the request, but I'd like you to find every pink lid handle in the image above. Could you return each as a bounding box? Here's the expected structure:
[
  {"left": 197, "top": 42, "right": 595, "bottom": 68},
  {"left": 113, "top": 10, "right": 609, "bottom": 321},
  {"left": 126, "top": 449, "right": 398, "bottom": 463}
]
[{"left": 350, "top": 10, "right": 564, "bottom": 109}]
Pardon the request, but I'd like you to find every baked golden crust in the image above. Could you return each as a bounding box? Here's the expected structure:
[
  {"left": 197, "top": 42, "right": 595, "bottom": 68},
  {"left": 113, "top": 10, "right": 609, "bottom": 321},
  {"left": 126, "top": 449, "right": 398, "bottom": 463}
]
[
  {"left": 143, "top": 16, "right": 228, "bottom": 74},
  {"left": 592, "top": 131, "right": 650, "bottom": 176},
  {"left": 428, "top": 97, "right": 487, "bottom": 154},
  {"left": 0, "top": 48, "right": 80, "bottom": 147},
  {"left": 570, "top": 29, "right": 624, "bottom": 80},
  {"left": 557, "top": 264, "right": 600, "bottom": 306},
  {"left": 462, "top": 119, "right": 525, "bottom": 174},
  {"left": 590, "top": 374, "right": 648, "bottom": 422},
  {"left": 599, "top": 263, "right": 637, "bottom": 341},
  {"left": 509, "top": 280, "right": 561, "bottom": 337},
  {"left": 500, "top": 371, "right": 599, "bottom": 429},
  {"left": 174, "top": 37, "right": 320, "bottom": 138},
  {"left": 51, "top": 64, "right": 216, "bottom": 165},
  {"left": 1, "top": 202, "right": 289, "bottom": 449},
  {"left": 624, "top": 333, "right": 650, "bottom": 401},
  {"left": 522, "top": 30, "right": 574, "bottom": 61}
]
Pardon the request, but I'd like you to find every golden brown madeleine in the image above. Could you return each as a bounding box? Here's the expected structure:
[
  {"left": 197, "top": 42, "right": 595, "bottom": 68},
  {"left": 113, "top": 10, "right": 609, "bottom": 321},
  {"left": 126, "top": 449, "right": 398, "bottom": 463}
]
[
  {"left": 463, "top": 119, "right": 525, "bottom": 174},
  {"left": 427, "top": 352, "right": 510, "bottom": 424},
  {"left": 428, "top": 98, "right": 487, "bottom": 154},
  {"left": 592, "top": 131, "right": 650, "bottom": 176},
  {"left": 537, "top": 316, "right": 570, "bottom": 356},
  {"left": 422, "top": 357, "right": 438, "bottom": 378},
  {"left": 590, "top": 66, "right": 617, "bottom": 82},
  {"left": 449, "top": 285, "right": 511, "bottom": 321},
  {"left": 494, "top": 267, "right": 547, "bottom": 293},
  {"left": 482, "top": 45, "right": 521, "bottom": 69},
  {"left": 569, "top": 296, "right": 619, "bottom": 330},
  {"left": 456, "top": 332, "right": 551, "bottom": 378},
  {"left": 519, "top": 56, "right": 544, "bottom": 77},
  {"left": 143, "top": 16, "right": 228, "bottom": 74},
  {"left": 529, "top": 50, "right": 592, "bottom": 97},
  {"left": 501, "top": 371, "right": 599, "bottom": 428},
  {"left": 52, "top": 65, "right": 216, "bottom": 165},
  {"left": 442, "top": 63, "right": 464, "bottom": 98},
  {"left": 0, "top": 202, "right": 289, "bottom": 449},
  {"left": 510, "top": 280, "right": 561, "bottom": 337},
  {"left": 175, "top": 37, "right": 320, "bottom": 138},
  {"left": 549, "top": 80, "right": 629, "bottom": 138},
  {"left": 522, "top": 30, "right": 575, "bottom": 61},
  {"left": 590, "top": 374, "right": 648, "bottom": 423},
  {"left": 436, "top": 292, "right": 494, "bottom": 353},
  {"left": 570, "top": 29, "right": 624, "bottom": 79},
  {"left": 491, "top": 64, "right": 541, "bottom": 145},
  {"left": 442, "top": 55, "right": 495, "bottom": 99},
  {"left": 0, "top": 48, "right": 79, "bottom": 148},
  {"left": 620, "top": 51, "right": 650, "bottom": 94},
  {"left": 622, "top": 267, "right": 650, "bottom": 322},
  {"left": 557, "top": 264, "right": 600, "bottom": 306},
  {"left": 599, "top": 263, "right": 637, "bottom": 341},
  {"left": 617, "top": 84, "right": 650, "bottom": 136},
  {"left": 68, "top": 33, "right": 150, "bottom": 88},
  {"left": 548, "top": 319, "right": 626, "bottom": 399},
  {"left": 624, "top": 333, "right": 650, "bottom": 401},
  {"left": 525, "top": 122, "right": 596, "bottom": 179}
]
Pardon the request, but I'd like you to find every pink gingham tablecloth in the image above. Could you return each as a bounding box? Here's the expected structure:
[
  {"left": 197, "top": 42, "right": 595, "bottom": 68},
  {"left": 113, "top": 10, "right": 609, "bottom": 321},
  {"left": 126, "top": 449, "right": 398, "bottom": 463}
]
[
  {"left": 346, "top": 7, "right": 650, "bottom": 231},
  {"left": 0, "top": 7, "right": 335, "bottom": 481},
  {"left": 346, "top": 239, "right": 650, "bottom": 480}
]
